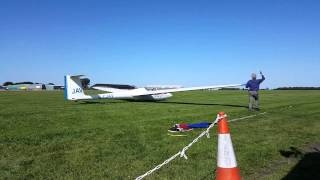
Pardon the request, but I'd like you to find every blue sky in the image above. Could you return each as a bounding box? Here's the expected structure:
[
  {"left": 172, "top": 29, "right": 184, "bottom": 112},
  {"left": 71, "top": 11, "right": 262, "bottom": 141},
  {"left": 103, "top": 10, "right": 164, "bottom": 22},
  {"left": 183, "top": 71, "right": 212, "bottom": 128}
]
[{"left": 0, "top": 0, "right": 319, "bottom": 88}]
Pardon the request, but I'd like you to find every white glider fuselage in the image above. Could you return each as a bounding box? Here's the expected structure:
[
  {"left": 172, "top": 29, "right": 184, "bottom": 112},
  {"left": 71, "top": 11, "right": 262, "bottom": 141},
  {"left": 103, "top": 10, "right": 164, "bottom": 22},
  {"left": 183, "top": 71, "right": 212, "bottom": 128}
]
[
  {"left": 95, "top": 88, "right": 173, "bottom": 101},
  {"left": 64, "top": 75, "right": 242, "bottom": 101}
]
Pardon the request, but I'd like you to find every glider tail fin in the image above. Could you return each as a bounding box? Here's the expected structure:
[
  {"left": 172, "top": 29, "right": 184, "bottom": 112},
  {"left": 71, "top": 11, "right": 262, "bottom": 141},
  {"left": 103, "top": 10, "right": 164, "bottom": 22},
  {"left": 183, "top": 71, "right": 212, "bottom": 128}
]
[{"left": 64, "top": 75, "right": 91, "bottom": 100}]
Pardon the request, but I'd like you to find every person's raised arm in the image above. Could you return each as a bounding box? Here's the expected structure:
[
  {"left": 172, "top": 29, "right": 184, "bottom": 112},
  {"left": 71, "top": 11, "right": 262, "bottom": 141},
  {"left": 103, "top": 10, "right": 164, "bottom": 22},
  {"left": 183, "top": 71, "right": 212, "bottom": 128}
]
[{"left": 259, "top": 71, "right": 265, "bottom": 83}]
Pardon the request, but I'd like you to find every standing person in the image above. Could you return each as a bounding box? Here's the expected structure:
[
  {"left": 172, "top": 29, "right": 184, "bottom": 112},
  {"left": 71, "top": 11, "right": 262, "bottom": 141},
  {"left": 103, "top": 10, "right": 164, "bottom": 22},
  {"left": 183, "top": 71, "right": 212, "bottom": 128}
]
[{"left": 246, "top": 71, "right": 265, "bottom": 111}]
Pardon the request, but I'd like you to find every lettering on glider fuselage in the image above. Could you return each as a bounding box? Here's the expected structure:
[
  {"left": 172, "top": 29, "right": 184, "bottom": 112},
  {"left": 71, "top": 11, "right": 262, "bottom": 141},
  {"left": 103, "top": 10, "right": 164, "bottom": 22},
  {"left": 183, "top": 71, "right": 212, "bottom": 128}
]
[
  {"left": 72, "top": 88, "right": 83, "bottom": 94},
  {"left": 104, "top": 94, "right": 114, "bottom": 98}
]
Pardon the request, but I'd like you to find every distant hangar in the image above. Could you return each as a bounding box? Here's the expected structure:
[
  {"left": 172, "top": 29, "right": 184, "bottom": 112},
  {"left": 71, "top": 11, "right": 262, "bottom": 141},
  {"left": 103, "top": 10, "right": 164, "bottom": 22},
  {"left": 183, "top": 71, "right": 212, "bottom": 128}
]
[{"left": 5, "top": 84, "right": 63, "bottom": 91}]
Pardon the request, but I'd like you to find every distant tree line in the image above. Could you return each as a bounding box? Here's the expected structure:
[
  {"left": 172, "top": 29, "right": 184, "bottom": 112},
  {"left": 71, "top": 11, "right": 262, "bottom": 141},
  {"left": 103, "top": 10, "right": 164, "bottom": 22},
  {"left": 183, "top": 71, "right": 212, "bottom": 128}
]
[
  {"left": 2, "top": 82, "right": 14, "bottom": 86},
  {"left": 276, "top": 87, "right": 320, "bottom": 90},
  {"left": 220, "top": 88, "right": 241, "bottom": 90},
  {"left": 2, "top": 78, "right": 90, "bottom": 89},
  {"left": 14, "top": 82, "right": 34, "bottom": 85}
]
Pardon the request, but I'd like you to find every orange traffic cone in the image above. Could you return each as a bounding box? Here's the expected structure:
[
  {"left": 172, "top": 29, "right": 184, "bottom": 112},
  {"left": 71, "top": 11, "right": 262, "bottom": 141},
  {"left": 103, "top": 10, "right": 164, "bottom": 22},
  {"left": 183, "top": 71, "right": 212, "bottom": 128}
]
[{"left": 216, "top": 112, "right": 241, "bottom": 180}]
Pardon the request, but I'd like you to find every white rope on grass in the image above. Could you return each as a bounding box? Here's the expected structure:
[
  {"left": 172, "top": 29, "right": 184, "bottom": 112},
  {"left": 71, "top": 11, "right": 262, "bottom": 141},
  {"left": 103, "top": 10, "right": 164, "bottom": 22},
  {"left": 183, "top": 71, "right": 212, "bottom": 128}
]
[
  {"left": 135, "top": 112, "right": 267, "bottom": 180},
  {"left": 135, "top": 114, "right": 224, "bottom": 180},
  {"left": 228, "top": 112, "right": 267, "bottom": 123},
  {"left": 135, "top": 151, "right": 181, "bottom": 180},
  {"left": 179, "top": 115, "right": 221, "bottom": 160},
  {"left": 167, "top": 134, "right": 188, "bottom": 137}
]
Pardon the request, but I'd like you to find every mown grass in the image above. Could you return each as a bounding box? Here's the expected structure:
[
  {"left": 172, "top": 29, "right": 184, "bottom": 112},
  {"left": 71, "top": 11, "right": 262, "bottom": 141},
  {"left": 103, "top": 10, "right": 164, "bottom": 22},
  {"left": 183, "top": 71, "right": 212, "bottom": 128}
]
[{"left": 0, "top": 90, "right": 320, "bottom": 179}]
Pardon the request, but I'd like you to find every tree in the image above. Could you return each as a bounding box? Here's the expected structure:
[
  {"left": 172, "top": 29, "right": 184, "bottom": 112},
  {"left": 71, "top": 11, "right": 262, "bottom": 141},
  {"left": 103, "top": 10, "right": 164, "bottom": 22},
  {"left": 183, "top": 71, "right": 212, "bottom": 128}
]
[
  {"left": 80, "top": 78, "right": 90, "bottom": 89},
  {"left": 3, "top": 82, "right": 14, "bottom": 86},
  {"left": 15, "top": 82, "right": 33, "bottom": 85}
]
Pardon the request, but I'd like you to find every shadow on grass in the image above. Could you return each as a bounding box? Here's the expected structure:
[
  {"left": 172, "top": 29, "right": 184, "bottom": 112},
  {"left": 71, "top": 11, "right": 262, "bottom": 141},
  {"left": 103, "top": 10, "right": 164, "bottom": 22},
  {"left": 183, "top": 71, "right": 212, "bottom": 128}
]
[
  {"left": 77, "top": 101, "right": 128, "bottom": 104},
  {"left": 156, "top": 101, "right": 248, "bottom": 108},
  {"left": 75, "top": 100, "right": 248, "bottom": 109},
  {"left": 281, "top": 146, "right": 320, "bottom": 180}
]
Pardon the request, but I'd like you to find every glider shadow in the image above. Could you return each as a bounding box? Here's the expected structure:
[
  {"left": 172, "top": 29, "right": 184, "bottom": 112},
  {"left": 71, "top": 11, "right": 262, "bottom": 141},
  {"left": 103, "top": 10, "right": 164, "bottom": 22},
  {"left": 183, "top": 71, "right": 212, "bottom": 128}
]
[
  {"left": 76, "top": 100, "right": 248, "bottom": 109},
  {"left": 155, "top": 101, "right": 248, "bottom": 108},
  {"left": 77, "top": 101, "right": 128, "bottom": 105}
]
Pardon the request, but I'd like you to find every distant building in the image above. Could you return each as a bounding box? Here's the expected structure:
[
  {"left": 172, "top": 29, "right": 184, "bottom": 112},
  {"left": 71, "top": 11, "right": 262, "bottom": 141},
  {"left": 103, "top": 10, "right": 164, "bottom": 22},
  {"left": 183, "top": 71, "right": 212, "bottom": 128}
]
[
  {"left": 7, "top": 84, "right": 30, "bottom": 90},
  {"left": 44, "top": 84, "right": 55, "bottom": 90},
  {"left": 6, "top": 83, "right": 64, "bottom": 91},
  {"left": 28, "top": 84, "right": 43, "bottom": 91},
  {"left": 54, "top": 86, "right": 64, "bottom": 90},
  {"left": 6, "top": 84, "right": 44, "bottom": 91}
]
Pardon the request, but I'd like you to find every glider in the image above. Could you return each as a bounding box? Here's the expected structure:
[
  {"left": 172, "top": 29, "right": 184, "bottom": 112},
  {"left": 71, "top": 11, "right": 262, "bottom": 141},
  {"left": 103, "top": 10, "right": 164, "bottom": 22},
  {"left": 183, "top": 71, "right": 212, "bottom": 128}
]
[{"left": 64, "top": 75, "right": 242, "bottom": 101}]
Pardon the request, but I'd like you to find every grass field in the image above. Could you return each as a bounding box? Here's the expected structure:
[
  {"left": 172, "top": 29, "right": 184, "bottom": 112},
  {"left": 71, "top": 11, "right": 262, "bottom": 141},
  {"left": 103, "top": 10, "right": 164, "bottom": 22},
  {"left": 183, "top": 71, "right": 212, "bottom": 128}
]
[{"left": 1, "top": 90, "right": 320, "bottom": 179}]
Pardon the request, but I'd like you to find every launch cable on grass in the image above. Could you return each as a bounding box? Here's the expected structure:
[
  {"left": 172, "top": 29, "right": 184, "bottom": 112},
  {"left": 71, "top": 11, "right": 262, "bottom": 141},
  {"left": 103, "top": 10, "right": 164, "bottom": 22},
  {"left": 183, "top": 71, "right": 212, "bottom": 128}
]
[{"left": 135, "top": 112, "right": 267, "bottom": 180}]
